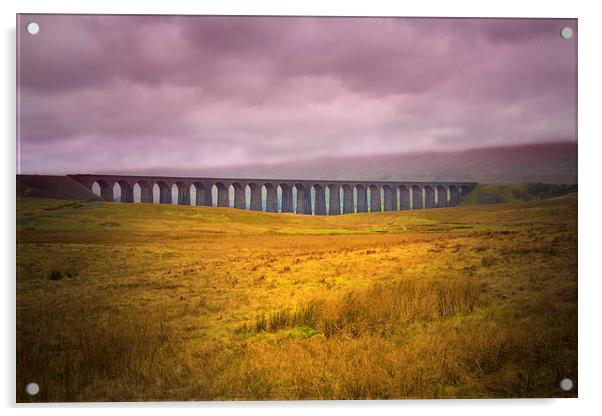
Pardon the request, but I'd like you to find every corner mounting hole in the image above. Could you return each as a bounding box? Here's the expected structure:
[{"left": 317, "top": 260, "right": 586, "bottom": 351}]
[
  {"left": 25, "top": 382, "right": 39, "bottom": 396},
  {"left": 26, "top": 22, "right": 40, "bottom": 35},
  {"left": 560, "top": 378, "right": 573, "bottom": 391},
  {"left": 560, "top": 26, "right": 573, "bottom": 40}
]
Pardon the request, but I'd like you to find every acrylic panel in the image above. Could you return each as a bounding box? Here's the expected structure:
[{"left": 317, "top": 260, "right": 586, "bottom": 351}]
[{"left": 16, "top": 14, "right": 577, "bottom": 402}]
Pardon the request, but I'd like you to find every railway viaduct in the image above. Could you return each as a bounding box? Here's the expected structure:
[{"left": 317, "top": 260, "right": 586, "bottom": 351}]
[{"left": 69, "top": 174, "right": 477, "bottom": 215}]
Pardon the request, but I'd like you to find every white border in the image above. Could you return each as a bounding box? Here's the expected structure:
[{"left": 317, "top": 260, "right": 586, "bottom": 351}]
[{"left": 3, "top": 1, "right": 601, "bottom": 415}]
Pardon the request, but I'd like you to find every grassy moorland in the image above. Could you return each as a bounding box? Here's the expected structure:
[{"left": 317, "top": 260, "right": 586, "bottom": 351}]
[{"left": 16, "top": 196, "right": 577, "bottom": 401}]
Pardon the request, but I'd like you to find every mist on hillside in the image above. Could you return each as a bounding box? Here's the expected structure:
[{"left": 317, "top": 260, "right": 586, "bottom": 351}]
[{"left": 108, "top": 141, "right": 577, "bottom": 184}]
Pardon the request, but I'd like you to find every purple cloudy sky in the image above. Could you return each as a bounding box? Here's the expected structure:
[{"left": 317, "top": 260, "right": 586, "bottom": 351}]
[{"left": 17, "top": 15, "right": 577, "bottom": 175}]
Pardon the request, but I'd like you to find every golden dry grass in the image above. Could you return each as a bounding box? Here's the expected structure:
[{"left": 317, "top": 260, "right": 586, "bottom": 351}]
[{"left": 16, "top": 196, "right": 577, "bottom": 401}]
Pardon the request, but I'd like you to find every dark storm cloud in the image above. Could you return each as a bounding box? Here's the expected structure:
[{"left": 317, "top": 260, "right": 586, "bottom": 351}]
[{"left": 17, "top": 15, "right": 577, "bottom": 174}]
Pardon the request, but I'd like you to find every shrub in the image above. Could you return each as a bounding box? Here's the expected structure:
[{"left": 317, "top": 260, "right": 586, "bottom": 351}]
[
  {"left": 47, "top": 268, "right": 78, "bottom": 280},
  {"left": 99, "top": 221, "right": 121, "bottom": 227},
  {"left": 48, "top": 269, "right": 64, "bottom": 281},
  {"left": 512, "top": 189, "right": 526, "bottom": 200},
  {"left": 481, "top": 257, "right": 497, "bottom": 267},
  {"left": 526, "top": 183, "right": 578, "bottom": 200}
]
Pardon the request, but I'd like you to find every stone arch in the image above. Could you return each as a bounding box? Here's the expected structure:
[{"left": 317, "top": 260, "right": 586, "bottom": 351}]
[
  {"left": 399, "top": 185, "right": 410, "bottom": 210},
  {"left": 355, "top": 184, "right": 368, "bottom": 213},
  {"left": 174, "top": 181, "right": 190, "bottom": 205},
  {"left": 134, "top": 180, "right": 153, "bottom": 203},
  {"left": 194, "top": 182, "right": 209, "bottom": 206},
  {"left": 214, "top": 182, "right": 229, "bottom": 207},
  {"left": 115, "top": 179, "right": 133, "bottom": 203},
  {"left": 328, "top": 184, "right": 340, "bottom": 215},
  {"left": 279, "top": 183, "right": 293, "bottom": 213},
  {"left": 369, "top": 184, "right": 381, "bottom": 213},
  {"left": 156, "top": 181, "right": 171, "bottom": 204},
  {"left": 244, "top": 184, "right": 251, "bottom": 210},
  {"left": 383, "top": 185, "right": 395, "bottom": 212},
  {"left": 342, "top": 184, "right": 354, "bottom": 214},
  {"left": 449, "top": 185, "right": 460, "bottom": 207},
  {"left": 411, "top": 185, "right": 422, "bottom": 210},
  {"left": 277, "top": 185, "right": 282, "bottom": 212},
  {"left": 291, "top": 185, "right": 297, "bottom": 213},
  {"left": 294, "top": 183, "right": 310, "bottom": 214},
  {"left": 312, "top": 184, "right": 326, "bottom": 215},
  {"left": 92, "top": 179, "right": 114, "bottom": 201},
  {"left": 424, "top": 185, "right": 435, "bottom": 209},
  {"left": 248, "top": 183, "right": 262, "bottom": 211},
  {"left": 264, "top": 183, "right": 278, "bottom": 212},
  {"left": 436, "top": 185, "right": 447, "bottom": 208},
  {"left": 227, "top": 184, "right": 235, "bottom": 207},
  {"left": 232, "top": 182, "right": 245, "bottom": 209}
]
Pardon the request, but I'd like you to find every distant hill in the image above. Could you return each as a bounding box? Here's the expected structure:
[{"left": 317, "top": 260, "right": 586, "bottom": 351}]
[
  {"left": 460, "top": 183, "right": 578, "bottom": 205},
  {"left": 17, "top": 175, "right": 100, "bottom": 201},
  {"left": 121, "top": 141, "right": 576, "bottom": 184}
]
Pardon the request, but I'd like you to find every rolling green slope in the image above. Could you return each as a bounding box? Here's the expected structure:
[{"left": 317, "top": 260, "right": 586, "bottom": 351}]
[
  {"left": 460, "top": 183, "right": 577, "bottom": 205},
  {"left": 17, "top": 175, "right": 100, "bottom": 201}
]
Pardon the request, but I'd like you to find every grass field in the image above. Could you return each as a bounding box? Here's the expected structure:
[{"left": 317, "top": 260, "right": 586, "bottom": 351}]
[{"left": 16, "top": 195, "right": 577, "bottom": 401}]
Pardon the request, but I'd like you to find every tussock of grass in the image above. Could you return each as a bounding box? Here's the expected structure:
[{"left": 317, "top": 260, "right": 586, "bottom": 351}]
[
  {"left": 234, "top": 308, "right": 576, "bottom": 400},
  {"left": 254, "top": 278, "right": 482, "bottom": 338}
]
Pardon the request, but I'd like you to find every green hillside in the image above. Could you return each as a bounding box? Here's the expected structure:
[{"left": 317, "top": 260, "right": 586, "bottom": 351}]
[
  {"left": 17, "top": 175, "right": 100, "bottom": 201},
  {"left": 461, "top": 183, "right": 577, "bottom": 205}
]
